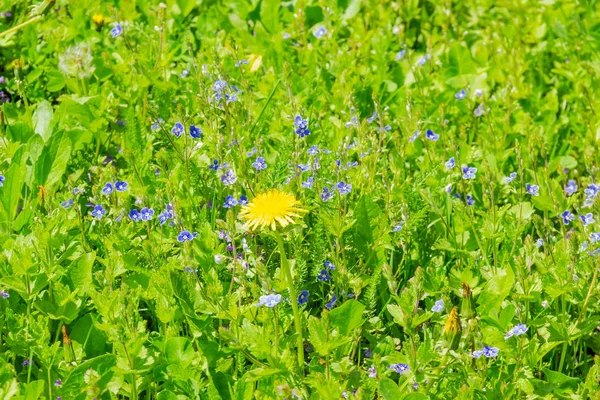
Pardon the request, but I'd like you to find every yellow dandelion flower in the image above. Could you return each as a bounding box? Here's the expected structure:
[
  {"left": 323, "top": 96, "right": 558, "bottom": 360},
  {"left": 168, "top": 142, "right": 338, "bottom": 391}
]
[
  {"left": 92, "top": 14, "right": 106, "bottom": 27},
  {"left": 239, "top": 189, "right": 307, "bottom": 231}
]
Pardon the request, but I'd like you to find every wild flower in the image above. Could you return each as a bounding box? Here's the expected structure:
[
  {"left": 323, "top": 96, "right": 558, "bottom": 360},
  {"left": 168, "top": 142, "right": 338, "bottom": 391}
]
[
  {"left": 455, "top": 89, "right": 466, "bottom": 100},
  {"left": 313, "top": 26, "right": 327, "bottom": 39},
  {"left": 535, "top": 238, "right": 544, "bottom": 248},
  {"left": 0, "top": 290, "right": 9, "bottom": 299},
  {"left": 189, "top": 125, "right": 202, "bottom": 139},
  {"left": 239, "top": 189, "right": 306, "bottom": 231},
  {"left": 561, "top": 210, "right": 575, "bottom": 225},
  {"left": 91, "top": 205, "right": 105, "bottom": 219},
  {"left": 58, "top": 43, "right": 95, "bottom": 79},
  {"left": 294, "top": 116, "right": 310, "bottom": 138},
  {"left": 257, "top": 293, "right": 282, "bottom": 307},
  {"left": 298, "top": 290, "right": 309, "bottom": 305},
  {"left": 302, "top": 176, "right": 314, "bottom": 189},
  {"left": 462, "top": 165, "right": 477, "bottom": 180},
  {"left": 426, "top": 129, "right": 439, "bottom": 141},
  {"left": 566, "top": 180, "right": 577, "bottom": 196},
  {"left": 395, "top": 49, "right": 406, "bottom": 60},
  {"left": 171, "top": 122, "right": 185, "bottom": 138},
  {"left": 252, "top": 157, "right": 267, "bottom": 171},
  {"left": 431, "top": 299, "right": 444, "bottom": 312},
  {"left": 317, "top": 269, "right": 331, "bottom": 281},
  {"left": 445, "top": 157, "right": 455, "bottom": 169},
  {"left": 110, "top": 23, "right": 122, "bottom": 38},
  {"left": 129, "top": 209, "right": 141, "bottom": 221},
  {"left": 393, "top": 222, "right": 403, "bottom": 232},
  {"left": 505, "top": 172, "right": 517, "bottom": 183},
  {"left": 321, "top": 187, "right": 333, "bottom": 202},
  {"left": 526, "top": 183, "right": 539, "bottom": 196},
  {"left": 60, "top": 199, "right": 74, "bottom": 209},
  {"left": 368, "top": 364, "right": 376, "bottom": 378},
  {"left": 585, "top": 184, "right": 599, "bottom": 198},
  {"left": 466, "top": 194, "right": 475, "bottom": 206},
  {"left": 177, "top": 230, "right": 196, "bottom": 243},
  {"left": 223, "top": 195, "right": 238, "bottom": 208},
  {"left": 389, "top": 363, "right": 410, "bottom": 374},
  {"left": 580, "top": 213, "right": 594, "bottom": 226},
  {"left": 336, "top": 181, "right": 352, "bottom": 195},
  {"left": 115, "top": 181, "right": 128, "bottom": 192},
  {"left": 325, "top": 294, "right": 337, "bottom": 309},
  {"left": 220, "top": 169, "right": 237, "bottom": 185},
  {"left": 140, "top": 207, "right": 154, "bottom": 221},
  {"left": 504, "top": 323, "right": 528, "bottom": 339}
]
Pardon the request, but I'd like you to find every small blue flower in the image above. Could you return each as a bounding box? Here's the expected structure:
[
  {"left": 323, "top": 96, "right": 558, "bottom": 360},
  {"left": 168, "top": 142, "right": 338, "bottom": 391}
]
[
  {"left": 417, "top": 54, "right": 430, "bottom": 66},
  {"left": 257, "top": 293, "right": 282, "bottom": 308},
  {"left": 364, "top": 348, "right": 373, "bottom": 358},
  {"left": 389, "top": 363, "right": 410, "bottom": 374},
  {"left": 504, "top": 323, "right": 528, "bottom": 339},
  {"left": 294, "top": 115, "right": 310, "bottom": 138},
  {"left": 472, "top": 350, "right": 483, "bottom": 359},
  {"left": 1, "top": 290, "right": 9, "bottom": 299},
  {"left": 220, "top": 169, "right": 237, "bottom": 185},
  {"left": 190, "top": 125, "right": 202, "bottom": 139},
  {"left": 313, "top": 25, "right": 327, "bottom": 39},
  {"left": 325, "top": 294, "right": 337, "bottom": 309},
  {"left": 426, "top": 129, "right": 439, "bottom": 141},
  {"left": 474, "top": 104, "right": 485, "bottom": 117},
  {"left": 367, "top": 111, "right": 378, "bottom": 124},
  {"left": 297, "top": 163, "right": 310, "bottom": 172},
  {"left": 209, "top": 159, "right": 220, "bottom": 171},
  {"left": 336, "top": 181, "right": 352, "bottom": 195},
  {"left": 321, "top": 187, "right": 333, "bottom": 202},
  {"left": 318, "top": 269, "right": 332, "bottom": 282},
  {"left": 590, "top": 232, "right": 600, "bottom": 243},
  {"left": 239, "top": 195, "right": 248, "bottom": 206},
  {"left": 223, "top": 195, "right": 238, "bottom": 208},
  {"left": 562, "top": 210, "right": 575, "bottom": 225},
  {"left": 345, "top": 116, "right": 359, "bottom": 128},
  {"left": 181, "top": 67, "right": 189, "bottom": 78},
  {"left": 324, "top": 261, "right": 335, "bottom": 270},
  {"left": 22, "top": 358, "right": 32, "bottom": 367},
  {"left": 585, "top": 184, "right": 599, "bottom": 198},
  {"left": 115, "top": 181, "right": 128, "bottom": 192},
  {"left": 395, "top": 49, "right": 406, "bottom": 61},
  {"left": 171, "top": 122, "right": 185, "bottom": 138},
  {"left": 213, "top": 80, "right": 228, "bottom": 92},
  {"left": 308, "top": 145, "right": 319, "bottom": 156},
  {"left": 302, "top": 176, "right": 314, "bottom": 189},
  {"left": 235, "top": 59, "right": 249, "bottom": 67},
  {"left": 129, "top": 209, "right": 141, "bottom": 221},
  {"left": 580, "top": 213, "right": 594, "bottom": 226},
  {"left": 110, "top": 23, "right": 122, "bottom": 38},
  {"left": 393, "top": 222, "right": 403, "bottom": 232},
  {"left": 252, "top": 157, "right": 267, "bottom": 171},
  {"left": 445, "top": 157, "right": 455, "bottom": 170},
  {"left": 158, "top": 212, "right": 170, "bottom": 225},
  {"left": 151, "top": 118, "right": 164, "bottom": 130},
  {"left": 91, "top": 205, "right": 105, "bottom": 219},
  {"left": 466, "top": 194, "right": 475, "bottom": 206},
  {"left": 60, "top": 199, "right": 74, "bottom": 209},
  {"left": 0, "top": 175, "right": 4, "bottom": 187},
  {"left": 140, "top": 207, "right": 154, "bottom": 221},
  {"left": 526, "top": 183, "right": 539, "bottom": 196},
  {"left": 431, "top": 299, "right": 444, "bottom": 313},
  {"left": 535, "top": 238, "right": 544, "bottom": 248},
  {"left": 102, "top": 182, "right": 113, "bottom": 195},
  {"left": 367, "top": 364, "right": 376, "bottom": 378},
  {"left": 409, "top": 130, "right": 420, "bottom": 142},
  {"left": 298, "top": 290, "right": 309, "bottom": 305},
  {"left": 462, "top": 165, "right": 477, "bottom": 180},
  {"left": 505, "top": 172, "right": 517, "bottom": 183},
  {"left": 482, "top": 345, "right": 499, "bottom": 358},
  {"left": 177, "top": 230, "right": 195, "bottom": 243},
  {"left": 455, "top": 89, "right": 466, "bottom": 100},
  {"left": 565, "top": 180, "right": 578, "bottom": 196}
]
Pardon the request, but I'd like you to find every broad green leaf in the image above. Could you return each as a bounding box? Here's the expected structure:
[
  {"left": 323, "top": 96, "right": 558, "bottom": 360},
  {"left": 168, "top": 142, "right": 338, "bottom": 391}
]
[
  {"left": 165, "top": 337, "right": 195, "bottom": 367},
  {"left": 260, "top": 0, "right": 280, "bottom": 33},
  {"left": 32, "top": 100, "right": 54, "bottom": 142},
  {"left": 70, "top": 252, "right": 95, "bottom": 294},
  {"left": 379, "top": 377, "right": 402, "bottom": 399},
  {"left": 330, "top": 300, "right": 366, "bottom": 336}
]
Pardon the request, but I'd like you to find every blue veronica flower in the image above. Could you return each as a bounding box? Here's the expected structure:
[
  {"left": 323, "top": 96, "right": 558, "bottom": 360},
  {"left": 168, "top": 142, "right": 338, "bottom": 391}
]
[
  {"left": 317, "top": 269, "right": 332, "bottom": 282},
  {"left": 158, "top": 212, "right": 170, "bottom": 225},
  {"left": 364, "top": 348, "right": 373, "bottom": 358},
  {"left": 220, "top": 169, "right": 237, "bottom": 185},
  {"left": 313, "top": 158, "right": 321, "bottom": 170},
  {"left": 336, "top": 181, "right": 352, "bottom": 195},
  {"left": 298, "top": 290, "right": 309, "bottom": 305},
  {"left": 115, "top": 181, "right": 128, "bottom": 192},
  {"left": 462, "top": 165, "right": 477, "bottom": 180},
  {"left": 209, "top": 159, "right": 220, "bottom": 170},
  {"left": 294, "top": 115, "right": 310, "bottom": 138},
  {"left": 225, "top": 93, "right": 237, "bottom": 103},
  {"left": 585, "top": 184, "right": 599, "bottom": 198},
  {"left": 235, "top": 59, "right": 249, "bottom": 67},
  {"left": 526, "top": 183, "right": 540, "bottom": 196},
  {"left": 257, "top": 293, "right": 282, "bottom": 307},
  {"left": 474, "top": 104, "right": 485, "bottom": 117},
  {"left": 380, "top": 125, "right": 392, "bottom": 132},
  {"left": 482, "top": 345, "right": 499, "bottom": 358},
  {"left": 308, "top": 145, "right": 319, "bottom": 156},
  {"left": 297, "top": 163, "right": 310, "bottom": 172},
  {"left": 313, "top": 25, "right": 327, "bottom": 39},
  {"left": 367, "top": 111, "right": 378, "bottom": 124},
  {"left": 129, "top": 209, "right": 141, "bottom": 221},
  {"left": 417, "top": 54, "right": 430, "bottom": 66},
  {"left": 325, "top": 294, "right": 337, "bottom": 309},
  {"left": 535, "top": 238, "right": 544, "bottom": 248},
  {"left": 367, "top": 364, "right": 376, "bottom": 378},
  {"left": 171, "top": 122, "right": 185, "bottom": 138},
  {"left": 395, "top": 49, "right": 406, "bottom": 61},
  {"left": 581, "top": 241, "right": 588, "bottom": 251},
  {"left": 504, "top": 323, "right": 528, "bottom": 339},
  {"left": 151, "top": 118, "right": 164, "bottom": 130},
  {"left": 409, "top": 130, "right": 420, "bottom": 142},
  {"left": 0, "top": 290, "right": 9, "bottom": 299},
  {"left": 140, "top": 207, "right": 154, "bottom": 221},
  {"left": 177, "top": 230, "right": 195, "bottom": 243},
  {"left": 472, "top": 350, "right": 483, "bottom": 359},
  {"left": 565, "top": 180, "right": 577, "bottom": 196},
  {"left": 455, "top": 89, "right": 466, "bottom": 100},
  {"left": 580, "top": 213, "right": 594, "bottom": 226},
  {"left": 110, "top": 23, "right": 122, "bottom": 38},
  {"left": 466, "top": 194, "right": 475, "bottom": 206},
  {"left": 445, "top": 157, "right": 455, "bottom": 169},
  {"left": 505, "top": 172, "right": 517, "bottom": 183},
  {"left": 102, "top": 182, "right": 113, "bottom": 195},
  {"left": 252, "top": 157, "right": 267, "bottom": 171},
  {"left": 247, "top": 147, "right": 257, "bottom": 157},
  {"left": 389, "top": 363, "right": 410, "bottom": 374},
  {"left": 60, "top": 199, "right": 74, "bottom": 209},
  {"left": 345, "top": 116, "right": 359, "bottom": 128},
  {"left": 302, "top": 176, "right": 314, "bottom": 189},
  {"left": 324, "top": 261, "right": 335, "bottom": 270},
  {"left": 0, "top": 175, "right": 4, "bottom": 186},
  {"left": 91, "top": 205, "right": 105, "bottom": 219},
  {"left": 213, "top": 80, "right": 228, "bottom": 92},
  {"left": 393, "top": 222, "right": 403, "bottom": 232},
  {"left": 180, "top": 67, "right": 189, "bottom": 78},
  {"left": 426, "top": 129, "right": 439, "bottom": 141},
  {"left": 239, "top": 195, "right": 248, "bottom": 206},
  {"left": 590, "top": 232, "right": 600, "bottom": 243},
  {"left": 321, "top": 187, "right": 333, "bottom": 202},
  {"left": 223, "top": 195, "right": 238, "bottom": 208},
  {"left": 189, "top": 125, "right": 202, "bottom": 139},
  {"left": 431, "top": 299, "right": 444, "bottom": 312},
  {"left": 561, "top": 210, "right": 575, "bottom": 225}
]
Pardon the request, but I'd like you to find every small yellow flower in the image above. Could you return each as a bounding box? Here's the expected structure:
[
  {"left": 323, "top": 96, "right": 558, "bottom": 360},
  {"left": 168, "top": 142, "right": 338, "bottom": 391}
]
[
  {"left": 239, "top": 189, "right": 306, "bottom": 231},
  {"left": 92, "top": 14, "right": 105, "bottom": 27}
]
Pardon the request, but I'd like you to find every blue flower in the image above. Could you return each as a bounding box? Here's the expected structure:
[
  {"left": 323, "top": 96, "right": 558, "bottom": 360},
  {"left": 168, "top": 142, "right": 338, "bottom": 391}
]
[
  {"left": 318, "top": 269, "right": 332, "bottom": 282},
  {"left": 580, "top": 213, "right": 594, "bottom": 226},
  {"left": 171, "top": 122, "right": 185, "bottom": 138},
  {"left": 526, "top": 183, "right": 539, "bottom": 196},
  {"left": 395, "top": 49, "right": 406, "bottom": 61},
  {"left": 426, "top": 129, "right": 439, "bottom": 141},
  {"left": 367, "top": 364, "right": 376, "bottom": 378},
  {"left": 417, "top": 54, "right": 430, "bottom": 66},
  {"left": 585, "top": 184, "right": 599, "bottom": 198},
  {"left": 505, "top": 172, "right": 517, "bottom": 183},
  {"left": 177, "top": 230, "right": 195, "bottom": 243},
  {"left": 140, "top": 207, "right": 154, "bottom": 221},
  {"left": 158, "top": 212, "right": 170, "bottom": 225},
  {"left": 431, "top": 299, "right": 444, "bottom": 312},
  {"left": 590, "top": 232, "right": 600, "bottom": 243},
  {"left": 129, "top": 209, "right": 141, "bottom": 221},
  {"left": 466, "top": 194, "right": 475, "bottom": 206},
  {"left": 455, "top": 89, "right": 466, "bottom": 100},
  {"left": 445, "top": 157, "right": 455, "bottom": 170},
  {"left": 462, "top": 165, "right": 477, "bottom": 180},
  {"left": 393, "top": 222, "right": 403, "bottom": 232},
  {"left": 561, "top": 210, "right": 575, "bottom": 225},
  {"left": 223, "top": 195, "right": 238, "bottom": 208},
  {"left": 115, "top": 181, "right": 128, "bottom": 192},
  {"left": 1, "top": 290, "right": 10, "bottom": 299},
  {"left": 102, "top": 182, "right": 113, "bottom": 195},
  {"left": 60, "top": 199, "right": 74, "bottom": 209},
  {"left": 474, "top": 104, "right": 485, "bottom": 117},
  {"left": 389, "top": 363, "right": 410, "bottom": 374},
  {"left": 0, "top": 175, "right": 4, "bottom": 187},
  {"left": 110, "top": 23, "right": 122, "bottom": 38},
  {"left": 481, "top": 345, "right": 499, "bottom": 358},
  {"left": 257, "top": 293, "right": 282, "bottom": 307},
  {"left": 302, "top": 176, "right": 314, "bottom": 189},
  {"left": 471, "top": 350, "right": 483, "bottom": 359},
  {"left": 324, "top": 261, "right": 335, "bottom": 270},
  {"left": 209, "top": 159, "right": 220, "bottom": 171},
  {"left": 297, "top": 163, "right": 310, "bottom": 172},
  {"left": 565, "top": 180, "right": 578, "bottom": 196},
  {"left": 321, "top": 187, "right": 333, "bottom": 202},
  {"left": 313, "top": 25, "right": 327, "bottom": 39},
  {"left": 308, "top": 145, "right": 319, "bottom": 156},
  {"left": 294, "top": 115, "right": 310, "bottom": 138},
  {"left": 504, "top": 323, "right": 528, "bottom": 339},
  {"left": 298, "top": 290, "right": 309, "bottom": 305},
  {"left": 220, "top": 169, "right": 237, "bottom": 185},
  {"left": 409, "top": 130, "right": 420, "bottom": 142},
  {"left": 91, "top": 205, "right": 105, "bottom": 219},
  {"left": 190, "top": 125, "right": 202, "bottom": 139},
  {"left": 213, "top": 80, "right": 228, "bottom": 92},
  {"left": 345, "top": 116, "right": 359, "bottom": 128},
  {"left": 535, "top": 238, "right": 544, "bottom": 248},
  {"left": 252, "top": 157, "right": 267, "bottom": 171},
  {"left": 367, "top": 111, "right": 378, "bottom": 124},
  {"left": 151, "top": 118, "right": 164, "bottom": 130},
  {"left": 325, "top": 294, "right": 337, "bottom": 309},
  {"left": 235, "top": 59, "right": 249, "bottom": 67},
  {"left": 239, "top": 195, "right": 248, "bottom": 206},
  {"left": 336, "top": 181, "right": 352, "bottom": 195}
]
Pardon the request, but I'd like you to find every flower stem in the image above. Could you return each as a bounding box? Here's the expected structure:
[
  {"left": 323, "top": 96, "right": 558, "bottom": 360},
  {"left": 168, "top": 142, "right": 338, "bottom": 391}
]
[{"left": 273, "top": 230, "right": 304, "bottom": 370}]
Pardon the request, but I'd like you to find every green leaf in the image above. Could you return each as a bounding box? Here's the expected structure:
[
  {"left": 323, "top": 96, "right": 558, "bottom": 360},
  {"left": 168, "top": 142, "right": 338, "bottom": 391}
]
[
  {"left": 156, "top": 391, "right": 179, "bottom": 400},
  {"left": 70, "top": 252, "right": 95, "bottom": 294},
  {"left": 260, "top": 0, "right": 280, "bottom": 34},
  {"left": 0, "top": 160, "right": 26, "bottom": 225},
  {"left": 308, "top": 316, "right": 329, "bottom": 356},
  {"left": 165, "top": 337, "right": 195, "bottom": 367},
  {"left": 330, "top": 300, "right": 366, "bottom": 336},
  {"left": 32, "top": 100, "right": 54, "bottom": 143},
  {"left": 379, "top": 377, "right": 402, "bottom": 399},
  {"left": 342, "top": 0, "right": 361, "bottom": 21}
]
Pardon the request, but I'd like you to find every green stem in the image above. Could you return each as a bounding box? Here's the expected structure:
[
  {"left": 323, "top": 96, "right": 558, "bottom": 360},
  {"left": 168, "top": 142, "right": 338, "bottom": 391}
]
[{"left": 273, "top": 230, "right": 304, "bottom": 370}]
